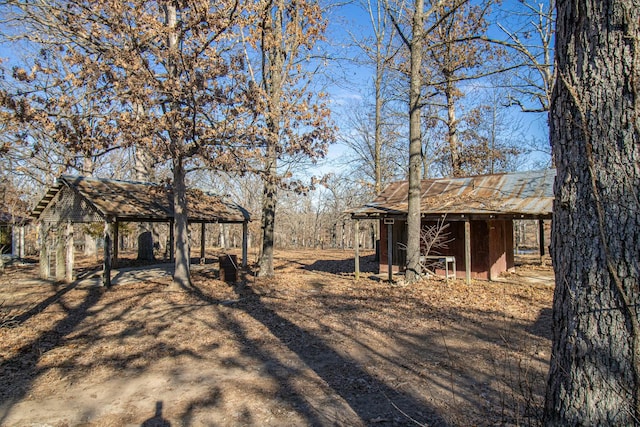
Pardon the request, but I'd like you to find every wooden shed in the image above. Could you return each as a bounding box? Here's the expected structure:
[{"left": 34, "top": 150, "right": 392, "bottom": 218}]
[
  {"left": 31, "top": 175, "right": 251, "bottom": 285},
  {"left": 349, "top": 169, "right": 555, "bottom": 282}
]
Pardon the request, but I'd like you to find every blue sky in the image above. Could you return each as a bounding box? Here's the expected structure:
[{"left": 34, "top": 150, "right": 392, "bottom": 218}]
[
  {"left": 0, "top": 0, "right": 553, "bottom": 182},
  {"left": 315, "top": 0, "right": 553, "bottom": 179}
]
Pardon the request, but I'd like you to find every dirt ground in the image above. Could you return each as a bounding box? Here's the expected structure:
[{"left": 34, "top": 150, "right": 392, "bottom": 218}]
[{"left": 0, "top": 249, "right": 554, "bottom": 426}]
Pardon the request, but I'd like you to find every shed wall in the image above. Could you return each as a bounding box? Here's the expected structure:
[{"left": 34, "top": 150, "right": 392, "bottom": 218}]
[{"left": 378, "top": 218, "right": 515, "bottom": 280}]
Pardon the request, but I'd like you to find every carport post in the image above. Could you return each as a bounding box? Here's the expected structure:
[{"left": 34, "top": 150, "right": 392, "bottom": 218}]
[
  {"left": 169, "top": 219, "right": 175, "bottom": 262},
  {"left": 242, "top": 221, "right": 248, "bottom": 267},
  {"left": 65, "top": 221, "right": 74, "bottom": 283},
  {"left": 464, "top": 219, "right": 471, "bottom": 284},
  {"left": 200, "top": 223, "right": 206, "bottom": 261},
  {"left": 538, "top": 219, "right": 545, "bottom": 257},
  {"left": 354, "top": 219, "right": 360, "bottom": 280},
  {"left": 387, "top": 220, "right": 393, "bottom": 283},
  {"left": 103, "top": 219, "right": 114, "bottom": 287},
  {"left": 113, "top": 221, "right": 119, "bottom": 266}
]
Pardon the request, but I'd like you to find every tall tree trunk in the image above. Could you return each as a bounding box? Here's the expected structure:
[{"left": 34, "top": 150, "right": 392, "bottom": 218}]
[
  {"left": 258, "top": 0, "right": 284, "bottom": 278},
  {"left": 81, "top": 154, "right": 97, "bottom": 256},
  {"left": 544, "top": 0, "right": 640, "bottom": 424},
  {"left": 258, "top": 146, "right": 277, "bottom": 277},
  {"left": 445, "top": 77, "right": 462, "bottom": 177},
  {"left": 172, "top": 156, "right": 191, "bottom": 288},
  {"left": 135, "top": 135, "right": 155, "bottom": 261},
  {"left": 374, "top": 47, "right": 384, "bottom": 196},
  {"left": 405, "top": 0, "right": 424, "bottom": 284}
]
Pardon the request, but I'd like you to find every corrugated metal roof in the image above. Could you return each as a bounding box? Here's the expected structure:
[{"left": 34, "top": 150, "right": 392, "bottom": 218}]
[
  {"left": 32, "top": 175, "right": 250, "bottom": 223},
  {"left": 349, "top": 169, "right": 555, "bottom": 219}
]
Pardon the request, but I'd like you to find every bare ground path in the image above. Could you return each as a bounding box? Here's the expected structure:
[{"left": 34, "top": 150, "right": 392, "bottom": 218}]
[{"left": 0, "top": 250, "right": 553, "bottom": 426}]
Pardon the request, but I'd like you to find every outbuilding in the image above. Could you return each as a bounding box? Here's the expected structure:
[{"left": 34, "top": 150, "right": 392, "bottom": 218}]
[
  {"left": 349, "top": 169, "right": 555, "bottom": 282},
  {"left": 31, "top": 175, "right": 251, "bottom": 285}
]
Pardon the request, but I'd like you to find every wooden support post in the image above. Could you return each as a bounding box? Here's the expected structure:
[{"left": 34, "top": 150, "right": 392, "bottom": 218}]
[
  {"left": 200, "top": 223, "right": 206, "bottom": 262},
  {"left": 242, "top": 221, "right": 248, "bottom": 267},
  {"left": 18, "top": 226, "right": 25, "bottom": 259},
  {"left": 65, "top": 222, "right": 74, "bottom": 283},
  {"left": 103, "top": 220, "right": 113, "bottom": 288},
  {"left": 55, "top": 226, "right": 65, "bottom": 281},
  {"left": 539, "top": 219, "right": 545, "bottom": 257},
  {"left": 169, "top": 219, "right": 175, "bottom": 262},
  {"left": 39, "top": 222, "right": 50, "bottom": 279},
  {"left": 387, "top": 221, "right": 393, "bottom": 283},
  {"left": 354, "top": 219, "right": 360, "bottom": 280},
  {"left": 113, "top": 221, "right": 119, "bottom": 266},
  {"left": 464, "top": 219, "right": 471, "bottom": 284}
]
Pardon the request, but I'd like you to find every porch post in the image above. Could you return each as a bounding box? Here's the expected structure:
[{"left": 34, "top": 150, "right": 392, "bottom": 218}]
[
  {"left": 18, "top": 226, "right": 25, "bottom": 259},
  {"left": 113, "top": 221, "right": 119, "bottom": 266},
  {"left": 464, "top": 219, "right": 471, "bottom": 284},
  {"left": 354, "top": 219, "right": 360, "bottom": 280},
  {"left": 242, "top": 221, "right": 248, "bottom": 267},
  {"left": 200, "top": 223, "right": 206, "bottom": 262},
  {"left": 65, "top": 222, "right": 74, "bottom": 283},
  {"left": 538, "top": 219, "right": 545, "bottom": 257},
  {"left": 387, "top": 221, "right": 393, "bottom": 283},
  {"left": 169, "top": 219, "right": 175, "bottom": 262},
  {"left": 103, "top": 219, "right": 114, "bottom": 287}
]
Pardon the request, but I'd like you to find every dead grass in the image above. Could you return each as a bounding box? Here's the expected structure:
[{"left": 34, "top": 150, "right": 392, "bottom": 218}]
[{"left": 0, "top": 249, "right": 553, "bottom": 426}]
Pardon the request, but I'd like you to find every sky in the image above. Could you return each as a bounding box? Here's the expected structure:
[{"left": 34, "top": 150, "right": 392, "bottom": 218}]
[
  {"left": 312, "top": 0, "right": 553, "bottom": 179},
  {"left": 0, "top": 0, "right": 554, "bottom": 185}
]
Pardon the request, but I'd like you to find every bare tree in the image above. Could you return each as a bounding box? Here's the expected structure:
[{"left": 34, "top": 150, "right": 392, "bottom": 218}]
[
  {"left": 386, "top": 0, "right": 469, "bottom": 283},
  {"left": 496, "top": 0, "right": 555, "bottom": 114},
  {"left": 2, "top": 0, "right": 261, "bottom": 288},
  {"left": 246, "top": 0, "right": 335, "bottom": 277}
]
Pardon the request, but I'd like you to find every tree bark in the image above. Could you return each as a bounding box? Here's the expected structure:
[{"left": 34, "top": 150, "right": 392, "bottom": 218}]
[
  {"left": 405, "top": 0, "right": 424, "bottom": 284},
  {"left": 445, "top": 77, "right": 462, "bottom": 177},
  {"left": 544, "top": 0, "right": 640, "bottom": 424},
  {"left": 258, "top": 148, "right": 277, "bottom": 277},
  {"left": 258, "top": 0, "right": 285, "bottom": 278},
  {"left": 135, "top": 144, "right": 155, "bottom": 261},
  {"left": 172, "top": 156, "right": 191, "bottom": 288}
]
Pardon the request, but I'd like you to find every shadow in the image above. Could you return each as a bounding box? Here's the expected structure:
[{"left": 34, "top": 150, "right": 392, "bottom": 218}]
[
  {"left": 188, "top": 279, "right": 451, "bottom": 426},
  {"left": 0, "top": 285, "right": 104, "bottom": 425},
  {"left": 530, "top": 307, "right": 553, "bottom": 340},
  {"left": 141, "top": 401, "right": 171, "bottom": 427},
  {"left": 3, "top": 281, "right": 78, "bottom": 328},
  {"left": 1, "top": 254, "right": 552, "bottom": 426},
  {"left": 304, "top": 254, "right": 378, "bottom": 275}
]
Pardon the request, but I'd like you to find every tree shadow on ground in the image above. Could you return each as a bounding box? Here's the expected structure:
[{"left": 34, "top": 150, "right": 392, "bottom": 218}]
[
  {"left": 303, "top": 254, "right": 378, "bottom": 275},
  {"left": 1, "top": 258, "right": 551, "bottom": 426},
  {"left": 0, "top": 283, "right": 104, "bottom": 425},
  {"left": 187, "top": 279, "right": 451, "bottom": 426}
]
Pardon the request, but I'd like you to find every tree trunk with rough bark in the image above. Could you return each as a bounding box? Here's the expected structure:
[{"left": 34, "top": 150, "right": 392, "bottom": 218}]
[
  {"left": 172, "top": 156, "right": 191, "bottom": 288},
  {"left": 258, "top": 0, "right": 284, "bottom": 278},
  {"left": 544, "top": 0, "right": 640, "bottom": 424},
  {"left": 135, "top": 142, "right": 155, "bottom": 261},
  {"left": 258, "top": 147, "right": 277, "bottom": 277},
  {"left": 405, "top": 0, "right": 424, "bottom": 284},
  {"left": 445, "top": 77, "right": 462, "bottom": 177}
]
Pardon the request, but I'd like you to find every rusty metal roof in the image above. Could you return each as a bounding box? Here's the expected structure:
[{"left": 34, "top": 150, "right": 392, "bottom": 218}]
[
  {"left": 349, "top": 169, "right": 555, "bottom": 220},
  {"left": 32, "top": 175, "right": 250, "bottom": 223}
]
